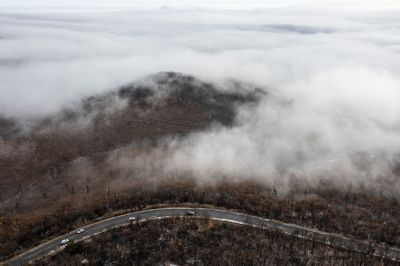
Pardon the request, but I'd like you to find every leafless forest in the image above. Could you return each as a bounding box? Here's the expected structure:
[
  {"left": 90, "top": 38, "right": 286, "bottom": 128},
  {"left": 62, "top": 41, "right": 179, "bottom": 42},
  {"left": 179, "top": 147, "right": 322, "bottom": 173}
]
[
  {"left": 1, "top": 73, "right": 400, "bottom": 263},
  {"left": 37, "top": 218, "right": 399, "bottom": 266}
]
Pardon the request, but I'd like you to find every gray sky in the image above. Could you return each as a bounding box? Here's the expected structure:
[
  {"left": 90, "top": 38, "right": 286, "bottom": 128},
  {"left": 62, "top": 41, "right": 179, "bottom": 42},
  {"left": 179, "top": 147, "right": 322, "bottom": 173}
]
[{"left": 1, "top": 0, "right": 399, "bottom": 8}]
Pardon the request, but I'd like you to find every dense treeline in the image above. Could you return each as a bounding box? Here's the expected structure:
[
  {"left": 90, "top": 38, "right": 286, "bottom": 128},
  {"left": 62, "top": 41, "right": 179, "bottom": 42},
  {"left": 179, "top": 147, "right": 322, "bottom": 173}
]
[
  {"left": 1, "top": 180, "right": 399, "bottom": 261},
  {"left": 36, "top": 218, "right": 398, "bottom": 266}
]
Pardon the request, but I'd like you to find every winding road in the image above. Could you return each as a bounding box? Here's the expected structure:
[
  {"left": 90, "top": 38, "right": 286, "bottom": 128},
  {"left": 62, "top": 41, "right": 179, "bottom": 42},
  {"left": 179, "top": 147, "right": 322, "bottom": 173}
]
[{"left": 4, "top": 207, "right": 400, "bottom": 265}]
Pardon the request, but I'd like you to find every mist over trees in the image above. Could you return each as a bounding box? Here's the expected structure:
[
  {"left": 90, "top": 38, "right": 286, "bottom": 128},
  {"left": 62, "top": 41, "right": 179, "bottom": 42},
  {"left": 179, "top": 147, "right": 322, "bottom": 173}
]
[{"left": 1, "top": 4, "right": 400, "bottom": 265}]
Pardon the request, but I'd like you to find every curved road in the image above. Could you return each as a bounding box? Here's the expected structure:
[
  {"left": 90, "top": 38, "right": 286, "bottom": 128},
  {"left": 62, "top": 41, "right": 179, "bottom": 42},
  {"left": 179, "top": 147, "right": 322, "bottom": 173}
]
[{"left": 4, "top": 207, "right": 400, "bottom": 265}]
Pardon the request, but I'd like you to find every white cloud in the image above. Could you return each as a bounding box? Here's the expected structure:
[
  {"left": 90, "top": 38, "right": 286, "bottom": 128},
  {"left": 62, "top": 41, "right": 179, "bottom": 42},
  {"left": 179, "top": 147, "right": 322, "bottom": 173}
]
[
  {"left": 0, "top": 0, "right": 399, "bottom": 8},
  {"left": 1, "top": 7, "right": 400, "bottom": 191},
  {"left": 1, "top": 7, "right": 399, "bottom": 115}
]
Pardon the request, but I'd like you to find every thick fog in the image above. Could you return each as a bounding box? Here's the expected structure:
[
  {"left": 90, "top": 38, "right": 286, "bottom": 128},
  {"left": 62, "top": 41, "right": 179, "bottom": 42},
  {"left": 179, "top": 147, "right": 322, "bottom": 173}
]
[{"left": 1, "top": 7, "right": 400, "bottom": 191}]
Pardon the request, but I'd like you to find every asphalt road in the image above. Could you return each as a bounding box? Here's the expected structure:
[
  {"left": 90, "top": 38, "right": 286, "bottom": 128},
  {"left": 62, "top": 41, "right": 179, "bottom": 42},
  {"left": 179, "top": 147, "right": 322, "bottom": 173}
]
[{"left": 4, "top": 207, "right": 400, "bottom": 265}]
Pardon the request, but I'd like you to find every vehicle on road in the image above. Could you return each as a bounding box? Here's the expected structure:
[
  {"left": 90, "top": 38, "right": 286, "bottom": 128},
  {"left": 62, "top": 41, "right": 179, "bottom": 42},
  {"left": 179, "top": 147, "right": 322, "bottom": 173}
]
[
  {"left": 60, "top": 239, "right": 70, "bottom": 245},
  {"left": 77, "top": 229, "right": 85, "bottom": 234},
  {"left": 185, "top": 211, "right": 195, "bottom": 216},
  {"left": 6, "top": 207, "right": 400, "bottom": 265},
  {"left": 129, "top": 216, "right": 136, "bottom": 221}
]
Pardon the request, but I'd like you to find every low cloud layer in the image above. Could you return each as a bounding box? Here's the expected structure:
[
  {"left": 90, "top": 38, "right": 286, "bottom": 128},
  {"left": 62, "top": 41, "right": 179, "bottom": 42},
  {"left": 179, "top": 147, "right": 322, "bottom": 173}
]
[
  {"left": 1, "top": 7, "right": 400, "bottom": 192},
  {"left": 1, "top": 0, "right": 399, "bottom": 9}
]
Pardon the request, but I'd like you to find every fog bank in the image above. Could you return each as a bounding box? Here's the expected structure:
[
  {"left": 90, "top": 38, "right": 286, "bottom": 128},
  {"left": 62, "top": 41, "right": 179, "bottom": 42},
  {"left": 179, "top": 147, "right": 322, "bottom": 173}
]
[{"left": 1, "top": 7, "right": 400, "bottom": 191}]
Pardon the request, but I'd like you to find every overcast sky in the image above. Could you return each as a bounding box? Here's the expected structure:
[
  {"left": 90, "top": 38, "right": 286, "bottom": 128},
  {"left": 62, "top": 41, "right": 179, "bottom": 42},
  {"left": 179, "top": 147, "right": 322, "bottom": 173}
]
[{"left": 1, "top": 0, "right": 399, "bottom": 8}]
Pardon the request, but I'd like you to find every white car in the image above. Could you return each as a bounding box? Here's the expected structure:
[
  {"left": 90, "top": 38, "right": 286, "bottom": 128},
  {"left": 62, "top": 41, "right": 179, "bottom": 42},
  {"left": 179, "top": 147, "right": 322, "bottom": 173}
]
[
  {"left": 129, "top": 216, "right": 136, "bottom": 221},
  {"left": 60, "top": 239, "right": 70, "bottom": 245},
  {"left": 77, "top": 228, "right": 85, "bottom": 234}
]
